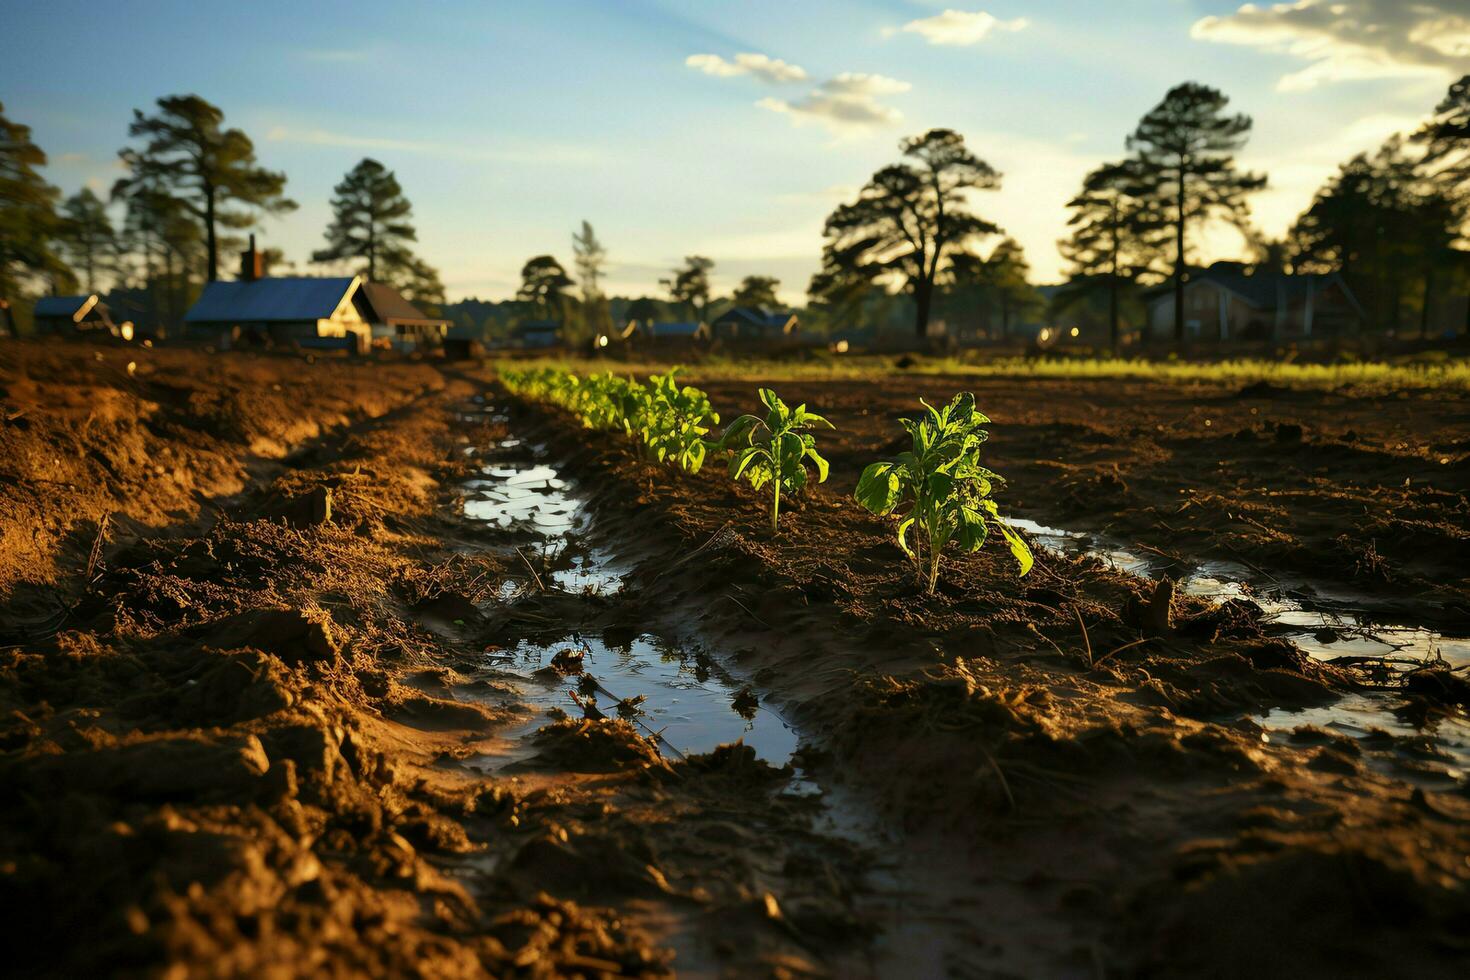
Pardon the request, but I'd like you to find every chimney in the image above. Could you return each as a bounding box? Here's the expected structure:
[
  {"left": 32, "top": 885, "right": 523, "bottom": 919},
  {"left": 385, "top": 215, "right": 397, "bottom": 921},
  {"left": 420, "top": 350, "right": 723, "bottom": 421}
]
[{"left": 240, "top": 233, "right": 263, "bottom": 281}]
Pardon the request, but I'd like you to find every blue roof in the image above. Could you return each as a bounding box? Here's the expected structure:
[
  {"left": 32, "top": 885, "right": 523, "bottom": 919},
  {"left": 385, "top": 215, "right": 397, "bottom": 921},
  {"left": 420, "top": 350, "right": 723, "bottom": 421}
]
[
  {"left": 714, "top": 306, "right": 793, "bottom": 329},
  {"left": 650, "top": 321, "right": 704, "bottom": 337},
  {"left": 34, "top": 295, "right": 97, "bottom": 319},
  {"left": 185, "top": 277, "right": 357, "bottom": 323}
]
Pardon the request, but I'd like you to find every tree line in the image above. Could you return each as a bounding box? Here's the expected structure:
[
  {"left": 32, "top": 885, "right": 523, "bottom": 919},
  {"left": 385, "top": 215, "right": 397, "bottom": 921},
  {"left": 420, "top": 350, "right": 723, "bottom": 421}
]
[
  {"left": 5, "top": 77, "right": 1470, "bottom": 342},
  {"left": 810, "top": 77, "right": 1470, "bottom": 345},
  {"left": 0, "top": 94, "right": 444, "bottom": 335}
]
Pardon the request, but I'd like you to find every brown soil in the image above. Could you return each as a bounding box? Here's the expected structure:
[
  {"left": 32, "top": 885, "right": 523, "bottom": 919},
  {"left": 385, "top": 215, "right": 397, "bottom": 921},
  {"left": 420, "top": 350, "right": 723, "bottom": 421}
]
[{"left": 2, "top": 340, "right": 1466, "bottom": 978}]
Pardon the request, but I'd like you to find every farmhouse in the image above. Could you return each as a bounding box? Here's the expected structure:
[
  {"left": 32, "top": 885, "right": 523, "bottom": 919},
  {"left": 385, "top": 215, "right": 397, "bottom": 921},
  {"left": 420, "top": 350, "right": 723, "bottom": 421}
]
[
  {"left": 185, "top": 242, "right": 446, "bottom": 353},
  {"left": 1143, "top": 262, "right": 1365, "bottom": 341},
  {"left": 360, "top": 281, "right": 449, "bottom": 351},
  {"left": 645, "top": 321, "right": 710, "bottom": 342},
  {"left": 711, "top": 306, "right": 798, "bottom": 341},
  {"left": 33, "top": 294, "right": 119, "bottom": 336}
]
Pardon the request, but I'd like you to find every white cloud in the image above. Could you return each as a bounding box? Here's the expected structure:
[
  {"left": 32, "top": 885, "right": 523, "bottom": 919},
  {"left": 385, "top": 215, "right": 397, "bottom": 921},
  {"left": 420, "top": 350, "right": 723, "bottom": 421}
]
[
  {"left": 685, "top": 52, "right": 808, "bottom": 84},
  {"left": 897, "top": 9, "right": 1029, "bottom": 46},
  {"left": 757, "top": 73, "right": 912, "bottom": 135},
  {"left": 1193, "top": 1, "right": 1470, "bottom": 91}
]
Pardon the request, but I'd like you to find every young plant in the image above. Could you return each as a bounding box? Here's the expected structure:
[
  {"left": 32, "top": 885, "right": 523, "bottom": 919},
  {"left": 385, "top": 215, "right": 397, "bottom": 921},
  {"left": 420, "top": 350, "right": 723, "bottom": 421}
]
[
  {"left": 855, "top": 392, "right": 1032, "bottom": 593},
  {"left": 715, "top": 388, "right": 832, "bottom": 532},
  {"left": 630, "top": 369, "right": 719, "bottom": 473}
]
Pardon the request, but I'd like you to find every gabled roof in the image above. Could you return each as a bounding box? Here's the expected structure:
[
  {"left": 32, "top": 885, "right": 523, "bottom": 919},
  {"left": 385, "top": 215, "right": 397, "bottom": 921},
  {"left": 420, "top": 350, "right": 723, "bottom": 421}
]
[
  {"left": 34, "top": 295, "right": 100, "bottom": 320},
  {"left": 185, "top": 277, "right": 358, "bottom": 323},
  {"left": 360, "top": 282, "right": 448, "bottom": 327}
]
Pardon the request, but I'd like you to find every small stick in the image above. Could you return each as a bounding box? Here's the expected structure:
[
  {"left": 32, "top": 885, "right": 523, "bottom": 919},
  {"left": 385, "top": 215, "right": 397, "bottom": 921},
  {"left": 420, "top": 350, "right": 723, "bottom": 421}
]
[
  {"left": 1073, "top": 605, "right": 1093, "bottom": 668},
  {"left": 85, "top": 513, "right": 111, "bottom": 583},
  {"left": 514, "top": 546, "right": 546, "bottom": 592}
]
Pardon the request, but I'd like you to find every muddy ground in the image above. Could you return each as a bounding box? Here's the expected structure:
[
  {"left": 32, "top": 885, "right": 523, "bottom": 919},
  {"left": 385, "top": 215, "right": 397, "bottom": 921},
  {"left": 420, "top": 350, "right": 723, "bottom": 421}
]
[{"left": 2, "top": 341, "right": 1467, "bottom": 978}]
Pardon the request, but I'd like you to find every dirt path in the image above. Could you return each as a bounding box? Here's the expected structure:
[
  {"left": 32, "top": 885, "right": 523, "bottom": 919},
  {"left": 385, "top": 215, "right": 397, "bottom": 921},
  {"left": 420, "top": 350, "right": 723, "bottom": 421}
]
[{"left": 2, "top": 343, "right": 1467, "bottom": 977}]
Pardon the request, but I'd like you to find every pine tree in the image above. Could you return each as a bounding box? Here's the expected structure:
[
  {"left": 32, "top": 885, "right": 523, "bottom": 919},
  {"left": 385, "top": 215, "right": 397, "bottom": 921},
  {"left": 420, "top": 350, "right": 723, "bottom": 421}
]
[
  {"left": 516, "top": 255, "right": 574, "bottom": 320},
  {"left": 811, "top": 129, "right": 1001, "bottom": 339},
  {"left": 0, "top": 101, "right": 70, "bottom": 332},
  {"left": 1126, "top": 83, "right": 1265, "bottom": 343},
  {"left": 56, "top": 188, "right": 116, "bottom": 293},
  {"left": 661, "top": 256, "right": 714, "bottom": 321},
  {"left": 313, "top": 158, "right": 416, "bottom": 282},
  {"left": 118, "top": 95, "right": 294, "bottom": 281},
  {"left": 732, "top": 275, "right": 781, "bottom": 309},
  {"left": 1057, "top": 160, "right": 1165, "bottom": 350},
  {"left": 571, "top": 220, "right": 610, "bottom": 341}
]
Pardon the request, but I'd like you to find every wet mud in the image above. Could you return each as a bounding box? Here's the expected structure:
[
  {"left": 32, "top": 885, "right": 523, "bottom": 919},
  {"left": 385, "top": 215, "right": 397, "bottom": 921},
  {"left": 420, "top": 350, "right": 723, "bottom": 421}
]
[{"left": 2, "top": 341, "right": 1467, "bottom": 977}]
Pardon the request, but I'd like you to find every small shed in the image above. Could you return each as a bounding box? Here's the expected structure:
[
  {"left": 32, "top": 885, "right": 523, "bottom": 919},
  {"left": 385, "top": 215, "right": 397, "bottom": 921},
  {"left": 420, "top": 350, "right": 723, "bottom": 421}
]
[
  {"left": 360, "top": 282, "right": 449, "bottom": 351},
  {"left": 185, "top": 276, "right": 372, "bottom": 353},
  {"left": 711, "top": 307, "right": 798, "bottom": 341},
  {"left": 511, "top": 320, "right": 561, "bottom": 348},
  {"left": 33, "top": 295, "right": 117, "bottom": 336}
]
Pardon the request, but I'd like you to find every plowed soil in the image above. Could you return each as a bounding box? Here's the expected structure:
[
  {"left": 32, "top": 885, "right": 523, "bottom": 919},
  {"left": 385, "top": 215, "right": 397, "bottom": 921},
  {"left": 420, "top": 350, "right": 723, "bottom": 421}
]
[{"left": 2, "top": 340, "right": 1467, "bottom": 978}]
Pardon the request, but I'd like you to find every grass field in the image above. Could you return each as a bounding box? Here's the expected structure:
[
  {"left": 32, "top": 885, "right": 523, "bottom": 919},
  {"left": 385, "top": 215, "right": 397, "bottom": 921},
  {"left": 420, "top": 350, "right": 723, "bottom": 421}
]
[{"left": 499, "top": 351, "right": 1470, "bottom": 392}]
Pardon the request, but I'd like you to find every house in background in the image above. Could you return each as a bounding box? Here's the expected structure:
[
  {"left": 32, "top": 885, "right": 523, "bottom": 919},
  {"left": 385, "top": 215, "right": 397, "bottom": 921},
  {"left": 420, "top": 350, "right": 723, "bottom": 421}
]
[
  {"left": 644, "top": 321, "right": 710, "bottom": 342},
  {"left": 360, "top": 281, "right": 449, "bottom": 351},
  {"left": 1143, "top": 262, "right": 1365, "bottom": 341},
  {"left": 711, "top": 306, "right": 798, "bottom": 341},
  {"left": 33, "top": 294, "right": 119, "bottom": 337},
  {"left": 185, "top": 241, "right": 446, "bottom": 353},
  {"left": 186, "top": 275, "right": 373, "bottom": 352},
  {"left": 511, "top": 320, "right": 561, "bottom": 348}
]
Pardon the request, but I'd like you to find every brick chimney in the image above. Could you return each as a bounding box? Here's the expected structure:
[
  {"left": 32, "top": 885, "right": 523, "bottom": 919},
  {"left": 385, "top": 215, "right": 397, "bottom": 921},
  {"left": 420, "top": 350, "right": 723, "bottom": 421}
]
[{"left": 240, "top": 233, "right": 263, "bottom": 281}]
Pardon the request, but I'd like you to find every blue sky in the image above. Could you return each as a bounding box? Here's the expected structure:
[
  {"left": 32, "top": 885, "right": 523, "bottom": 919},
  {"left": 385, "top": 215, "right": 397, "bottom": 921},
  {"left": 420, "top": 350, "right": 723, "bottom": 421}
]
[{"left": 3, "top": 0, "right": 1464, "bottom": 303}]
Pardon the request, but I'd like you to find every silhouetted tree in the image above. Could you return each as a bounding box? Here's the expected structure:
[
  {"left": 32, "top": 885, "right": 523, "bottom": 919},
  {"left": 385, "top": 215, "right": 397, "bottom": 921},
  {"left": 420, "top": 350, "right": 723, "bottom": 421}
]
[
  {"left": 626, "top": 296, "right": 660, "bottom": 330},
  {"left": 118, "top": 95, "right": 294, "bottom": 281},
  {"left": 313, "top": 158, "right": 416, "bottom": 282},
  {"left": 811, "top": 129, "right": 1001, "bottom": 339},
  {"left": 1415, "top": 74, "right": 1470, "bottom": 189},
  {"left": 56, "top": 188, "right": 116, "bottom": 293},
  {"left": 572, "top": 220, "right": 610, "bottom": 341},
  {"left": 0, "top": 101, "right": 69, "bottom": 332},
  {"left": 661, "top": 255, "right": 714, "bottom": 321},
  {"left": 952, "top": 238, "right": 1042, "bottom": 339},
  {"left": 1127, "top": 83, "right": 1265, "bottom": 342},
  {"left": 112, "top": 175, "right": 202, "bottom": 331},
  {"left": 1291, "top": 137, "right": 1463, "bottom": 336},
  {"left": 517, "top": 255, "right": 574, "bottom": 320},
  {"left": 1056, "top": 160, "right": 1164, "bottom": 350},
  {"left": 732, "top": 275, "right": 780, "bottom": 308}
]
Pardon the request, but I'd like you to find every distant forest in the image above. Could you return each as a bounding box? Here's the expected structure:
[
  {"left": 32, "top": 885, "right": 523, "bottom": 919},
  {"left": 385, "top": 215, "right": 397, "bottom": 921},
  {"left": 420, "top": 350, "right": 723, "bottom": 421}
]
[{"left": 3, "top": 74, "right": 1470, "bottom": 345}]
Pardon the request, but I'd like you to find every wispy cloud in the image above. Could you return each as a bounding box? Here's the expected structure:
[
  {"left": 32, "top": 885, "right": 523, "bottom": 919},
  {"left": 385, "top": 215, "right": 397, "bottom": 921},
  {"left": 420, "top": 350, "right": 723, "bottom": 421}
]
[
  {"left": 757, "top": 73, "right": 912, "bottom": 135},
  {"left": 264, "top": 126, "right": 597, "bottom": 165},
  {"left": 1193, "top": 0, "right": 1470, "bottom": 91},
  {"left": 685, "top": 52, "right": 807, "bottom": 83},
  {"left": 892, "top": 9, "right": 1029, "bottom": 47}
]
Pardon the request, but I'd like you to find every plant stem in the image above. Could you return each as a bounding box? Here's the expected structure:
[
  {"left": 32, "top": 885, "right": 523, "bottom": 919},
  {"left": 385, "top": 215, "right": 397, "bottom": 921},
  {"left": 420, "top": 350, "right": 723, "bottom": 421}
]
[{"left": 771, "top": 483, "right": 781, "bottom": 532}]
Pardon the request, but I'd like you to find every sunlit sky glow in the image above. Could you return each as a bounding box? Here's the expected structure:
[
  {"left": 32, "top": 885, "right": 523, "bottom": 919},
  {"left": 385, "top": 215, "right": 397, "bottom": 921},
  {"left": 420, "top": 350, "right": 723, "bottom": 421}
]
[{"left": 4, "top": 0, "right": 1466, "bottom": 304}]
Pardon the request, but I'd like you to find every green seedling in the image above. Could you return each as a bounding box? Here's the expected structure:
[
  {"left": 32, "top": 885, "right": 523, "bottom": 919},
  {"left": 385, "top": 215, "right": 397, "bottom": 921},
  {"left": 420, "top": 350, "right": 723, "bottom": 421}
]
[
  {"left": 631, "top": 369, "right": 719, "bottom": 472},
  {"left": 715, "top": 388, "right": 832, "bottom": 532},
  {"left": 855, "top": 392, "right": 1032, "bottom": 593}
]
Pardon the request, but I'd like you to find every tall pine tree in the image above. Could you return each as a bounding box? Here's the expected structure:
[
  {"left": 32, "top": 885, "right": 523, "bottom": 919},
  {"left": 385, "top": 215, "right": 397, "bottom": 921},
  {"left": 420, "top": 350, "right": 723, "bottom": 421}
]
[
  {"left": 1126, "top": 83, "right": 1265, "bottom": 342},
  {"left": 118, "top": 95, "right": 294, "bottom": 281},
  {"left": 313, "top": 158, "right": 417, "bottom": 282}
]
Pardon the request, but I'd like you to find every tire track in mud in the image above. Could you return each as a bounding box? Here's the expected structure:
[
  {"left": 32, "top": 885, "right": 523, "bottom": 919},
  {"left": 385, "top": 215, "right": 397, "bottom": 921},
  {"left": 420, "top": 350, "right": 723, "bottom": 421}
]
[{"left": 485, "top": 375, "right": 1470, "bottom": 978}]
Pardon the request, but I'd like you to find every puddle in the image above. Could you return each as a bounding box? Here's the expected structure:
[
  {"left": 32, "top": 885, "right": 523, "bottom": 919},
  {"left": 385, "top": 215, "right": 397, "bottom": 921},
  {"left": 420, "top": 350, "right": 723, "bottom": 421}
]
[
  {"left": 1010, "top": 516, "right": 1470, "bottom": 778},
  {"left": 457, "top": 401, "right": 798, "bottom": 767},
  {"left": 485, "top": 634, "right": 797, "bottom": 764}
]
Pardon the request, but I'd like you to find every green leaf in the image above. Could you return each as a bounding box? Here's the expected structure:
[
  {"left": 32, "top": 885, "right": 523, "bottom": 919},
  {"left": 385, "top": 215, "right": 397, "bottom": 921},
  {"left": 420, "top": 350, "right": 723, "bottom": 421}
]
[
  {"left": 896, "top": 515, "right": 917, "bottom": 559},
  {"left": 995, "top": 519, "right": 1034, "bottom": 577},
  {"left": 805, "top": 446, "right": 830, "bottom": 484},
  {"left": 855, "top": 462, "right": 901, "bottom": 514}
]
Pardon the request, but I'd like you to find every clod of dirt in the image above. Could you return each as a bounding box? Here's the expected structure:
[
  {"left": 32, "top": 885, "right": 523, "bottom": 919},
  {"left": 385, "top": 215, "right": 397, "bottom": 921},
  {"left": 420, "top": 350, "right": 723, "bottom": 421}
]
[
  {"left": 894, "top": 354, "right": 918, "bottom": 369},
  {"left": 206, "top": 606, "right": 341, "bottom": 667},
  {"left": 517, "top": 718, "right": 670, "bottom": 774},
  {"left": 1403, "top": 665, "right": 1470, "bottom": 709},
  {"left": 550, "top": 647, "right": 585, "bottom": 675},
  {"left": 1124, "top": 578, "right": 1176, "bottom": 637}
]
